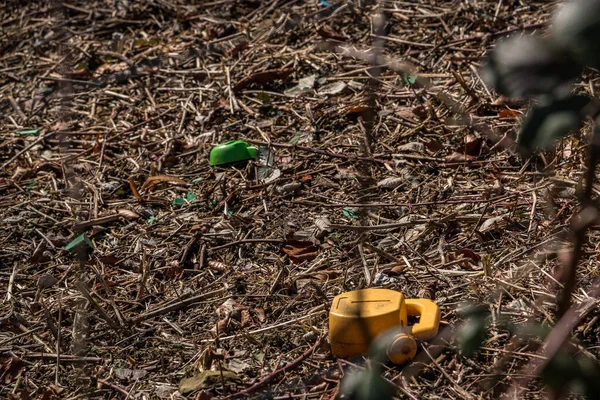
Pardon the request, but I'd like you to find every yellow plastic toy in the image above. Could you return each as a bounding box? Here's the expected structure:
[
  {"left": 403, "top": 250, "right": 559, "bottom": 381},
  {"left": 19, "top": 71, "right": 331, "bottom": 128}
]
[{"left": 329, "top": 288, "right": 440, "bottom": 364}]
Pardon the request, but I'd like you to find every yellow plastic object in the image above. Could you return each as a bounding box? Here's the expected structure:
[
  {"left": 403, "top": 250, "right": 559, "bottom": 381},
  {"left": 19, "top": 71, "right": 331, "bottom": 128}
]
[{"left": 329, "top": 288, "right": 440, "bottom": 364}]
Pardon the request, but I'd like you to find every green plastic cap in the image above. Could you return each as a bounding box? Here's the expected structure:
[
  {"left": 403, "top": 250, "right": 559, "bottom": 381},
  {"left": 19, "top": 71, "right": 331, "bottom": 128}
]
[{"left": 209, "top": 140, "right": 257, "bottom": 166}]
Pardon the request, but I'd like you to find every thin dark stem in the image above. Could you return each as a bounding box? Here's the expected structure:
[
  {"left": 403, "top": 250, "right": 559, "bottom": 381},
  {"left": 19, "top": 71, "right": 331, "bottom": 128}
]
[{"left": 557, "top": 125, "right": 600, "bottom": 317}]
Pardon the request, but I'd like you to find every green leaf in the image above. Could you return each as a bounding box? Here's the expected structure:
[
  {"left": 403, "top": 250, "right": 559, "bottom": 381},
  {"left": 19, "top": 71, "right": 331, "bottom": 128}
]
[
  {"left": 552, "top": 0, "right": 600, "bottom": 69},
  {"left": 480, "top": 35, "right": 580, "bottom": 98},
  {"left": 340, "top": 369, "right": 394, "bottom": 400},
  {"left": 456, "top": 315, "right": 488, "bottom": 357},
  {"left": 342, "top": 207, "right": 359, "bottom": 219},
  {"left": 147, "top": 215, "right": 156, "bottom": 224},
  {"left": 541, "top": 350, "right": 581, "bottom": 391},
  {"left": 518, "top": 95, "right": 590, "bottom": 152}
]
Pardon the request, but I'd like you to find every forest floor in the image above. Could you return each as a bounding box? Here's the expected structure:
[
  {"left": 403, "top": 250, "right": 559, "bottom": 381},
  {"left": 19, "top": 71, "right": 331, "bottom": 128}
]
[{"left": 1, "top": 1, "right": 598, "bottom": 399}]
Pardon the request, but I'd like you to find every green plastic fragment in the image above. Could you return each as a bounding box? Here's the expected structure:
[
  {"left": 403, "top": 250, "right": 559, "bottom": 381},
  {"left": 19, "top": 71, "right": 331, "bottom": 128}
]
[
  {"left": 209, "top": 140, "right": 257, "bottom": 166},
  {"left": 17, "top": 129, "right": 40, "bottom": 136},
  {"left": 402, "top": 73, "right": 417, "bottom": 85},
  {"left": 342, "top": 207, "right": 359, "bottom": 219},
  {"left": 186, "top": 192, "right": 196, "bottom": 202},
  {"left": 173, "top": 192, "right": 196, "bottom": 207},
  {"left": 65, "top": 234, "right": 94, "bottom": 251},
  {"left": 65, "top": 234, "right": 94, "bottom": 259}
]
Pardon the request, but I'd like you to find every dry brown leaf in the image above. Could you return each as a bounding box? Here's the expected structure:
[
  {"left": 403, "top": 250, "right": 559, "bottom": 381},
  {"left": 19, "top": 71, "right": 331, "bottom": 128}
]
[
  {"left": 497, "top": 108, "right": 522, "bottom": 119},
  {"left": 240, "top": 309, "right": 252, "bottom": 327},
  {"left": 425, "top": 139, "right": 445, "bottom": 153},
  {"left": 455, "top": 248, "right": 481, "bottom": 263},
  {"left": 412, "top": 105, "right": 428, "bottom": 120},
  {"left": 233, "top": 67, "right": 294, "bottom": 92},
  {"left": 313, "top": 270, "right": 340, "bottom": 282},
  {"left": 210, "top": 318, "right": 229, "bottom": 337},
  {"left": 117, "top": 209, "right": 140, "bottom": 219},
  {"left": 389, "top": 265, "right": 405, "bottom": 275},
  {"left": 254, "top": 308, "right": 266, "bottom": 322},
  {"left": 445, "top": 152, "right": 476, "bottom": 162},
  {"left": 2, "top": 356, "right": 24, "bottom": 384},
  {"left": 282, "top": 240, "right": 319, "bottom": 263},
  {"left": 458, "top": 135, "right": 484, "bottom": 157},
  {"left": 317, "top": 25, "right": 348, "bottom": 41}
]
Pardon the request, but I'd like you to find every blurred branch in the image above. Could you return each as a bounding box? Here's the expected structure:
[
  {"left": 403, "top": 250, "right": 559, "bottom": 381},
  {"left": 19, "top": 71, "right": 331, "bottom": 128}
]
[{"left": 506, "top": 285, "right": 600, "bottom": 398}]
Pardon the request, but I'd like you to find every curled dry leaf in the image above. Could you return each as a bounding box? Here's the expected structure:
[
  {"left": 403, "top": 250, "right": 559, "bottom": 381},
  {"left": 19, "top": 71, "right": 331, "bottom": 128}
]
[
  {"left": 445, "top": 152, "right": 476, "bottom": 162},
  {"left": 397, "top": 142, "right": 424, "bottom": 153},
  {"left": 117, "top": 209, "right": 140, "bottom": 219},
  {"left": 207, "top": 260, "right": 227, "bottom": 272},
  {"left": 141, "top": 175, "right": 187, "bottom": 192},
  {"left": 377, "top": 177, "right": 404, "bottom": 189},
  {"left": 455, "top": 248, "right": 481, "bottom": 263},
  {"left": 313, "top": 269, "right": 340, "bottom": 282},
  {"left": 128, "top": 177, "right": 144, "bottom": 200},
  {"left": 478, "top": 215, "right": 506, "bottom": 232},
  {"left": 254, "top": 308, "right": 266, "bottom": 322},
  {"left": 497, "top": 108, "right": 522, "bottom": 119},
  {"left": 282, "top": 240, "right": 319, "bottom": 263},
  {"left": 211, "top": 298, "right": 251, "bottom": 337},
  {"left": 2, "top": 356, "right": 24, "bottom": 384}
]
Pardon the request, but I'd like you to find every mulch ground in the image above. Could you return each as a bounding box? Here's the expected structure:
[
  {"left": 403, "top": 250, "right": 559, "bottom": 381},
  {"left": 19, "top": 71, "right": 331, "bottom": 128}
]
[{"left": 1, "top": 1, "right": 598, "bottom": 399}]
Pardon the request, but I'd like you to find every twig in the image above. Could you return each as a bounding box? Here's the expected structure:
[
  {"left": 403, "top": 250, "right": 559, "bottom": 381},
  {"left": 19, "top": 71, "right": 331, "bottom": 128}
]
[
  {"left": 8, "top": 95, "right": 27, "bottom": 120},
  {"left": 507, "top": 286, "right": 600, "bottom": 398},
  {"left": 208, "top": 238, "right": 284, "bottom": 252},
  {"left": 558, "top": 130, "right": 600, "bottom": 316},
  {"left": 201, "top": 306, "right": 326, "bottom": 343},
  {"left": 245, "top": 139, "right": 390, "bottom": 164},
  {"left": 132, "top": 286, "right": 227, "bottom": 323},
  {"left": 96, "top": 50, "right": 134, "bottom": 66},
  {"left": 224, "top": 336, "right": 322, "bottom": 398},
  {"left": 97, "top": 378, "right": 130, "bottom": 397},
  {"left": 21, "top": 353, "right": 103, "bottom": 363},
  {"left": 74, "top": 280, "right": 120, "bottom": 332},
  {"left": 0, "top": 130, "right": 61, "bottom": 171}
]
